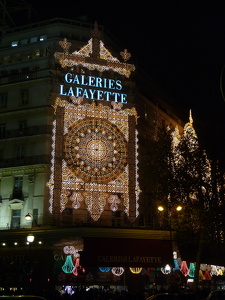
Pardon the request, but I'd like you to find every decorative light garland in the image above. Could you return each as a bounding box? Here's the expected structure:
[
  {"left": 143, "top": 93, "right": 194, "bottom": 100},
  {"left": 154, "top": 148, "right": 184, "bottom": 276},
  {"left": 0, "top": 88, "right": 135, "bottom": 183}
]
[
  {"left": 188, "top": 263, "right": 195, "bottom": 278},
  {"left": 99, "top": 267, "right": 111, "bottom": 273},
  {"left": 111, "top": 267, "right": 124, "bottom": 276},
  {"left": 55, "top": 38, "right": 135, "bottom": 78},
  {"left": 129, "top": 267, "right": 142, "bottom": 274},
  {"left": 47, "top": 98, "right": 140, "bottom": 221},
  {"left": 161, "top": 264, "right": 171, "bottom": 274}
]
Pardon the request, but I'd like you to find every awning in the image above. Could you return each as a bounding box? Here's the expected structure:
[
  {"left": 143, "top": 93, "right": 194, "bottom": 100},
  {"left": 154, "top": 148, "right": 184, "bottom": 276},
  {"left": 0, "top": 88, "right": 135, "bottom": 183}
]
[{"left": 83, "top": 237, "right": 173, "bottom": 267}]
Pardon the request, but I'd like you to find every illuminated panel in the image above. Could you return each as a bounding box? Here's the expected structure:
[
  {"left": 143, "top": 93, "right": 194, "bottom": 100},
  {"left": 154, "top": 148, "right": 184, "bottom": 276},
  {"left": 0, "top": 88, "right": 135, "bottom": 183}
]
[
  {"left": 54, "top": 23, "right": 135, "bottom": 78},
  {"left": 47, "top": 98, "right": 140, "bottom": 222}
]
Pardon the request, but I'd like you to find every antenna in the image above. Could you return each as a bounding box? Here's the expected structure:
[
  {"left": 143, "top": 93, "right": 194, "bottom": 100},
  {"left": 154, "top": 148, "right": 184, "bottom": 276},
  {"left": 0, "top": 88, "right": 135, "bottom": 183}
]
[{"left": 0, "top": 0, "right": 32, "bottom": 28}]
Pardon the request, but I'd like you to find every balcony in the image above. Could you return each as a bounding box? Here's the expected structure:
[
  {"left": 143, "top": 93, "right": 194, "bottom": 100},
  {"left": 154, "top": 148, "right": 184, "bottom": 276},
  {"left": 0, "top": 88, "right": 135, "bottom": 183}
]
[
  {"left": 0, "top": 125, "right": 52, "bottom": 140},
  {"left": 0, "top": 155, "right": 51, "bottom": 168}
]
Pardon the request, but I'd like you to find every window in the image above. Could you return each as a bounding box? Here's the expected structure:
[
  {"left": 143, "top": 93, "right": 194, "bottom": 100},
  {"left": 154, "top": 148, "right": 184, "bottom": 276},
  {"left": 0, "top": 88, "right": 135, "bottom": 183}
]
[
  {"left": 19, "top": 120, "right": 27, "bottom": 134},
  {"left": 30, "top": 37, "right": 37, "bottom": 43},
  {"left": 32, "top": 208, "right": 39, "bottom": 227},
  {"left": 12, "top": 176, "right": 23, "bottom": 200},
  {"left": 2, "top": 56, "right": 10, "bottom": 64},
  {"left": 40, "top": 35, "right": 47, "bottom": 41},
  {"left": 14, "top": 176, "right": 23, "bottom": 190},
  {"left": 0, "top": 124, "right": 6, "bottom": 139},
  {"left": 21, "top": 38, "right": 28, "bottom": 45},
  {"left": 0, "top": 94, "right": 7, "bottom": 108},
  {"left": 0, "top": 148, "right": 3, "bottom": 161},
  {"left": 16, "top": 146, "right": 25, "bottom": 159},
  {"left": 11, "top": 41, "right": 18, "bottom": 47},
  {"left": 33, "top": 49, "right": 40, "bottom": 58},
  {"left": 11, "top": 209, "right": 21, "bottom": 229},
  {"left": 20, "top": 89, "right": 29, "bottom": 105}
]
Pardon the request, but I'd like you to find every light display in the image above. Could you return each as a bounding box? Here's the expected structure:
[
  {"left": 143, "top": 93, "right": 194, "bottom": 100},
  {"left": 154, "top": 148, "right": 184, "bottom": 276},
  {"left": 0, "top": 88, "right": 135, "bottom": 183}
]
[
  {"left": 49, "top": 23, "right": 140, "bottom": 223},
  {"left": 161, "top": 264, "right": 171, "bottom": 274},
  {"left": 99, "top": 267, "right": 111, "bottom": 272},
  {"left": 62, "top": 256, "right": 74, "bottom": 273},
  {"left": 129, "top": 267, "right": 142, "bottom": 274},
  {"left": 180, "top": 261, "right": 189, "bottom": 277},
  {"left": 62, "top": 245, "right": 84, "bottom": 276},
  {"left": 173, "top": 259, "right": 180, "bottom": 270},
  {"left": 48, "top": 98, "right": 140, "bottom": 221},
  {"left": 111, "top": 267, "right": 124, "bottom": 276},
  {"left": 54, "top": 23, "right": 135, "bottom": 78},
  {"left": 188, "top": 262, "right": 195, "bottom": 278}
]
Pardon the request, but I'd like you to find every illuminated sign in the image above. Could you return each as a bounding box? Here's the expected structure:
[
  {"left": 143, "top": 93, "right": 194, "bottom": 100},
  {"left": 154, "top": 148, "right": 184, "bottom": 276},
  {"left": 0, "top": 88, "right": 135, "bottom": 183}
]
[{"left": 59, "top": 73, "right": 128, "bottom": 103}]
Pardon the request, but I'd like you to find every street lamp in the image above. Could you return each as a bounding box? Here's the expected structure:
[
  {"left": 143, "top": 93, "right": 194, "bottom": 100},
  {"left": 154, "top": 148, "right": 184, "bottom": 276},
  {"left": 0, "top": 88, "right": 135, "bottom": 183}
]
[
  {"left": 27, "top": 234, "right": 35, "bottom": 243},
  {"left": 25, "top": 213, "right": 40, "bottom": 227},
  {"left": 157, "top": 204, "right": 183, "bottom": 229}
]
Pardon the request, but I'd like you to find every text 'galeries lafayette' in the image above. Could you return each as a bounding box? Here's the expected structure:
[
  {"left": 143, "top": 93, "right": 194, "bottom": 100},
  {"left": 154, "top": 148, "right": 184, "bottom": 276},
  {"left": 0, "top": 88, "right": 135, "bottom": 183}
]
[{"left": 59, "top": 73, "right": 128, "bottom": 103}]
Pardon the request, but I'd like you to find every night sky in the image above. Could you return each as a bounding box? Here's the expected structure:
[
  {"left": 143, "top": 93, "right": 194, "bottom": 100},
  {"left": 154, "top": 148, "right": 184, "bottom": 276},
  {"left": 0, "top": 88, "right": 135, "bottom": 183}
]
[{"left": 13, "top": 0, "right": 225, "bottom": 164}]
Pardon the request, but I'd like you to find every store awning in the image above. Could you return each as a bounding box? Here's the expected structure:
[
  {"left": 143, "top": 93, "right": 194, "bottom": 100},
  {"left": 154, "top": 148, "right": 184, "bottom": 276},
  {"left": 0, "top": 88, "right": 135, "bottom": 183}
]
[{"left": 83, "top": 237, "right": 173, "bottom": 267}]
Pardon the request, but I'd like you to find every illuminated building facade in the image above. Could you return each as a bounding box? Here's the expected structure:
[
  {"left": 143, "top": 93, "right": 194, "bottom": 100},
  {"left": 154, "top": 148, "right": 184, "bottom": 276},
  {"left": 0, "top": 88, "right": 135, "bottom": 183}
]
[{"left": 0, "top": 18, "right": 184, "bottom": 290}]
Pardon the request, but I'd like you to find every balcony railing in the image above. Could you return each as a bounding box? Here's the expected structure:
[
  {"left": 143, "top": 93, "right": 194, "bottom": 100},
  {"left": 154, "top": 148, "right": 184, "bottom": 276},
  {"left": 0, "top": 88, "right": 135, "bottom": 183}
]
[
  {"left": 0, "top": 155, "right": 51, "bottom": 168},
  {"left": 0, "top": 125, "right": 52, "bottom": 140}
]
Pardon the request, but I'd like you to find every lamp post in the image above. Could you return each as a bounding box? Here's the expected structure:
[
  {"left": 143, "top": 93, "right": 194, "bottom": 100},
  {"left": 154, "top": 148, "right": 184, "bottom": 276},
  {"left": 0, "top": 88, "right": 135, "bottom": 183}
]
[
  {"left": 27, "top": 233, "right": 35, "bottom": 243},
  {"left": 27, "top": 234, "right": 34, "bottom": 287},
  {"left": 25, "top": 213, "right": 40, "bottom": 227}
]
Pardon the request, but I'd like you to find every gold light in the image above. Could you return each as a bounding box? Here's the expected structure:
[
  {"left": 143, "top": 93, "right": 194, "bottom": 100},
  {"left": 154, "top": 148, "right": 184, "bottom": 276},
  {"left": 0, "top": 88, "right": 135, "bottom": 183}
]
[
  {"left": 158, "top": 206, "right": 164, "bottom": 212},
  {"left": 176, "top": 205, "right": 182, "bottom": 211},
  {"left": 129, "top": 267, "right": 142, "bottom": 274}
]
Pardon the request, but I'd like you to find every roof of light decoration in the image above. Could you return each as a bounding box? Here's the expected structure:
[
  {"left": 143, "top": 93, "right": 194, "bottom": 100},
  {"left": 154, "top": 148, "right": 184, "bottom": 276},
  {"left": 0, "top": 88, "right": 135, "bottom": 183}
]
[{"left": 54, "top": 22, "right": 135, "bottom": 78}]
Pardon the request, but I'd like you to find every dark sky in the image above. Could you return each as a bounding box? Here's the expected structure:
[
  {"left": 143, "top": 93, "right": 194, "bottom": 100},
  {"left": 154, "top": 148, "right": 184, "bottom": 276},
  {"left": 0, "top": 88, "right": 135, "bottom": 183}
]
[{"left": 12, "top": 0, "right": 225, "bottom": 164}]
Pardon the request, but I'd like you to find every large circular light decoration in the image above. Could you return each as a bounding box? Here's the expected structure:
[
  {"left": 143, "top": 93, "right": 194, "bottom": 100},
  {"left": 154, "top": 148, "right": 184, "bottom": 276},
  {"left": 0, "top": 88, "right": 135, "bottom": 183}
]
[{"left": 64, "top": 118, "right": 127, "bottom": 183}]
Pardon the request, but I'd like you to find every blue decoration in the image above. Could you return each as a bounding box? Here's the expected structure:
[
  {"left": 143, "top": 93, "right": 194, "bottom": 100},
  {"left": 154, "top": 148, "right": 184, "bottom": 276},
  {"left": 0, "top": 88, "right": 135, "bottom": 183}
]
[
  {"left": 99, "top": 267, "right": 111, "bottom": 272},
  {"left": 62, "top": 255, "right": 74, "bottom": 273},
  {"left": 173, "top": 259, "right": 180, "bottom": 270}
]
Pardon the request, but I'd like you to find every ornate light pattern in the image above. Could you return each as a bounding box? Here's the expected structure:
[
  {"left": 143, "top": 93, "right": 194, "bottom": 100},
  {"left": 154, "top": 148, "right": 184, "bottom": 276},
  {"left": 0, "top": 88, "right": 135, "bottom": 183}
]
[
  {"left": 161, "top": 264, "right": 171, "bottom": 274},
  {"left": 62, "top": 245, "right": 84, "bottom": 276},
  {"left": 54, "top": 23, "right": 135, "bottom": 78},
  {"left": 129, "top": 267, "right": 142, "bottom": 274},
  {"left": 111, "top": 267, "right": 124, "bottom": 276},
  {"left": 62, "top": 255, "right": 74, "bottom": 273},
  {"left": 99, "top": 267, "right": 111, "bottom": 272},
  {"left": 48, "top": 98, "right": 140, "bottom": 222},
  {"left": 188, "top": 262, "right": 195, "bottom": 278},
  {"left": 180, "top": 261, "right": 189, "bottom": 277}
]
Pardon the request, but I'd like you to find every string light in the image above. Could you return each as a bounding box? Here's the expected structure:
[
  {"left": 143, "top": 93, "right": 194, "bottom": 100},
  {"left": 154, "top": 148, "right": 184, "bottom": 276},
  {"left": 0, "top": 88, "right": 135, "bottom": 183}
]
[
  {"left": 99, "top": 267, "right": 111, "bottom": 272},
  {"left": 111, "top": 267, "right": 124, "bottom": 276},
  {"left": 129, "top": 267, "right": 142, "bottom": 274},
  {"left": 55, "top": 38, "right": 135, "bottom": 78},
  {"left": 47, "top": 98, "right": 140, "bottom": 221},
  {"left": 161, "top": 264, "right": 171, "bottom": 274}
]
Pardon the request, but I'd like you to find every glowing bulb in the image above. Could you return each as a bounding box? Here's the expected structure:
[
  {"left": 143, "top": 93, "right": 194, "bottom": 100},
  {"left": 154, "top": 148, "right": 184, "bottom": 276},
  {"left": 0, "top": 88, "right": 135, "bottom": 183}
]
[
  {"left": 158, "top": 206, "right": 164, "bottom": 212},
  {"left": 176, "top": 206, "right": 182, "bottom": 211}
]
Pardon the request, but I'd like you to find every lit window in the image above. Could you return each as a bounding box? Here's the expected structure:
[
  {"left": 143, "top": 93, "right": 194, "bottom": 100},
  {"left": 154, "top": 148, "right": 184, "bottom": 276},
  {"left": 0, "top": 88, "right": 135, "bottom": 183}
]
[
  {"left": 11, "top": 41, "right": 18, "bottom": 47},
  {"left": 33, "top": 49, "right": 40, "bottom": 58},
  {"left": 11, "top": 209, "right": 21, "bottom": 229},
  {"left": 40, "top": 35, "right": 47, "bottom": 41}
]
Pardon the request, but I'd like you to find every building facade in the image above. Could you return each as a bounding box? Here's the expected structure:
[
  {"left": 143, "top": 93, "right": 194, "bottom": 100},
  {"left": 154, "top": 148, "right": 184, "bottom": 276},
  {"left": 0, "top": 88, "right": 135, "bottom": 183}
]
[{"left": 0, "top": 18, "right": 184, "bottom": 292}]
